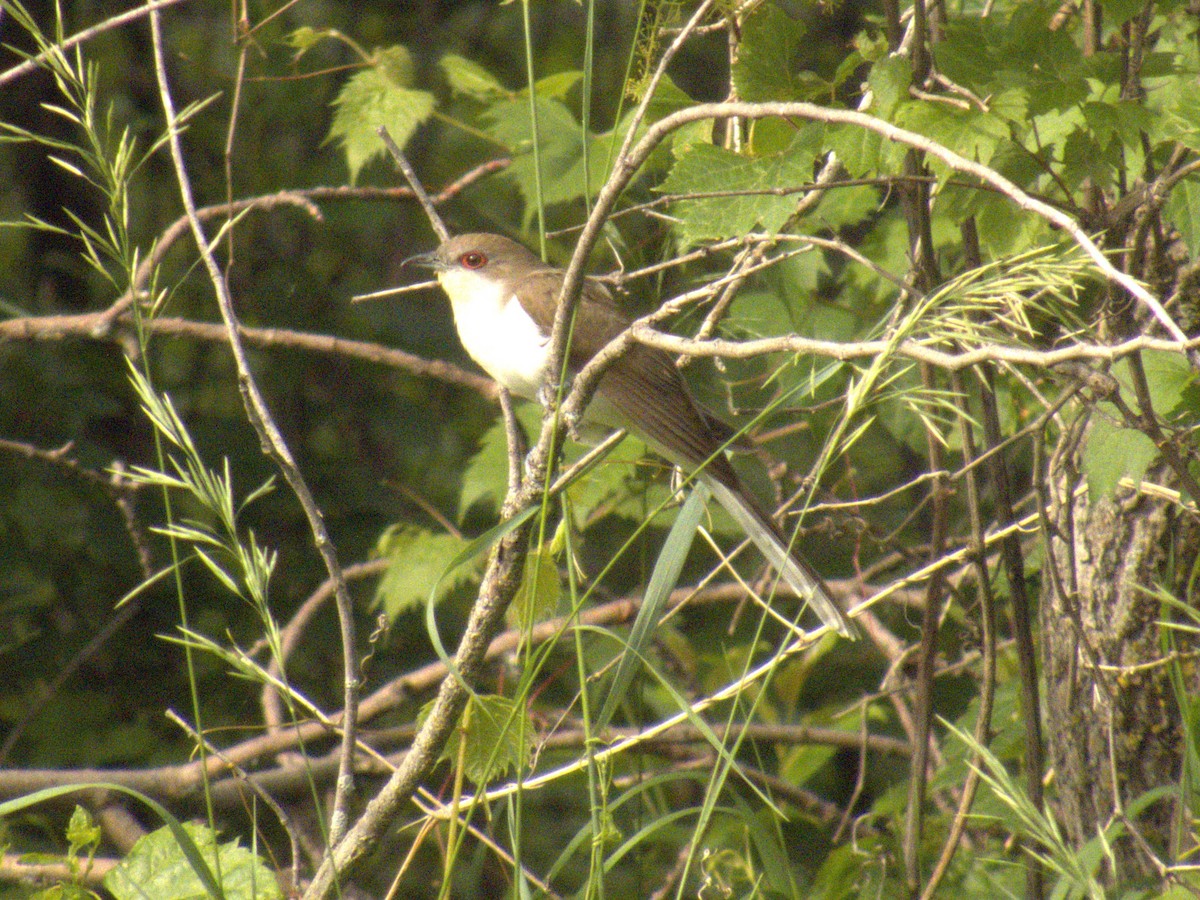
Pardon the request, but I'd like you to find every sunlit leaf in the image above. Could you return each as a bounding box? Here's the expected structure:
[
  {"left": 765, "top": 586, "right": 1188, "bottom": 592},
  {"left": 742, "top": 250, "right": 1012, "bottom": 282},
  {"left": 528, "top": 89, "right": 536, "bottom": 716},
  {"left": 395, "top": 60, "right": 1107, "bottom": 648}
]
[
  {"left": 105, "top": 823, "right": 280, "bottom": 900},
  {"left": 507, "top": 540, "right": 561, "bottom": 630},
  {"left": 658, "top": 129, "right": 823, "bottom": 245},
  {"left": 423, "top": 693, "right": 532, "bottom": 785},
  {"left": 732, "top": 4, "right": 805, "bottom": 102},
  {"left": 373, "top": 524, "right": 477, "bottom": 619},
  {"left": 326, "top": 45, "right": 435, "bottom": 183},
  {"left": 440, "top": 52, "right": 509, "bottom": 100}
]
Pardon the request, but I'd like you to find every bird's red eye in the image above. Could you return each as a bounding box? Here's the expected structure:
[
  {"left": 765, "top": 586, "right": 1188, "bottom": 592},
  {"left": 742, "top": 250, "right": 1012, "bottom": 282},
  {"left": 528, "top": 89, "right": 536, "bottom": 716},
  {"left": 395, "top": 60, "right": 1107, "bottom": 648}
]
[{"left": 460, "top": 252, "right": 487, "bottom": 269}]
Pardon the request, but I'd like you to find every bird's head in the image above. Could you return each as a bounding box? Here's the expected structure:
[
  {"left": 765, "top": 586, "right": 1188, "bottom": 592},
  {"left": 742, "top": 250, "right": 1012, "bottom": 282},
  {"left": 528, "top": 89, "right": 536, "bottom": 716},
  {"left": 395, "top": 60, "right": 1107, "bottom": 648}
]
[{"left": 402, "top": 233, "right": 546, "bottom": 285}]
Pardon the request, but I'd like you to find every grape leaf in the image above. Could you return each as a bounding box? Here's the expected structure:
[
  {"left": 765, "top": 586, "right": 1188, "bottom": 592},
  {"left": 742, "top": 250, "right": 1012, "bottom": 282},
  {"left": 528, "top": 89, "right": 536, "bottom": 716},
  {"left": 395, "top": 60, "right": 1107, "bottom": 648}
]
[
  {"left": 373, "top": 524, "right": 477, "bottom": 620},
  {"left": 1081, "top": 414, "right": 1159, "bottom": 501},
  {"left": 658, "top": 130, "right": 823, "bottom": 245},
  {"left": 105, "top": 823, "right": 280, "bottom": 900},
  {"left": 732, "top": 4, "right": 804, "bottom": 102},
  {"left": 326, "top": 45, "right": 435, "bottom": 184}
]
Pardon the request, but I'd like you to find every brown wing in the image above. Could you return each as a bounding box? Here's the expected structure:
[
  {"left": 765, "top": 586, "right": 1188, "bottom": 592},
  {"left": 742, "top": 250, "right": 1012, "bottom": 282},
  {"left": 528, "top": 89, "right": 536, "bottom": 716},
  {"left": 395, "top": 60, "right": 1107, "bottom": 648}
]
[
  {"left": 510, "top": 270, "right": 631, "bottom": 360},
  {"left": 512, "top": 268, "right": 743, "bottom": 491}
]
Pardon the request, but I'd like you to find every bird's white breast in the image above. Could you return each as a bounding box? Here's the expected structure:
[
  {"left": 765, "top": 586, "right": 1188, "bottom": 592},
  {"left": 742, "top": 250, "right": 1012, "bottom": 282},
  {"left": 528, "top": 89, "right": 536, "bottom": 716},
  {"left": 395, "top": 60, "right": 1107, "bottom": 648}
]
[{"left": 438, "top": 268, "right": 550, "bottom": 400}]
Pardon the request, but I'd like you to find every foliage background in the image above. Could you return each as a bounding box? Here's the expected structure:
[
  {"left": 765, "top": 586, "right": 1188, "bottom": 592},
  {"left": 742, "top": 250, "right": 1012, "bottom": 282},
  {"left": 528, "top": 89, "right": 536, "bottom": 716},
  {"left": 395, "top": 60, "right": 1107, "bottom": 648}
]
[{"left": 0, "top": 0, "right": 1198, "bottom": 898}]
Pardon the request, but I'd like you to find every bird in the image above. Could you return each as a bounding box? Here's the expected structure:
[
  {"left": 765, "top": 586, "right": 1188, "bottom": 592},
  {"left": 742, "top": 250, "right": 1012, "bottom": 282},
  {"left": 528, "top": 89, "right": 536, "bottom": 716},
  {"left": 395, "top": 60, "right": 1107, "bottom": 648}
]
[{"left": 404, "top": 233, "right": 855, "bottom": 638}]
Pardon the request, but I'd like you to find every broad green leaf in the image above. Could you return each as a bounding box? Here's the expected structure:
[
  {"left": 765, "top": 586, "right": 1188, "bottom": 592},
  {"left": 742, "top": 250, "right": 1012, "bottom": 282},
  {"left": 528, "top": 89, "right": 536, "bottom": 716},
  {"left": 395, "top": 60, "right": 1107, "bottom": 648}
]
[
  {"left": 326, "top": 46, "right": 435, "bottom": 184},
  {"left": 424, "top": 693, "right": 532, "bottom": 785},
  {"left": 1112, "top": 350, "right": 1198, "bottom": 421},
  {"left": 867, "top": 54, "right": 911, "bottom": 120},
  {"left": 565, "top": 434, "right": 650, "bottom": 524},
  {"left": 807, "top": 182, "right": 881, "bottom": 230},
  {"left": 1061, "top": 128, "right": 1116, "bottom": 192},
  {"left": 105, "top": 823, "right": 280, "bottom": 900},
  {"left": 825, "top": 121, "right": 897, "bottom": 177},
  {"left": 485, "top": 71, "right": 686, "bottom": 220},
  {"left": 373, "top": 524, "right": 476, "bottom": 619},
  {"left": 1081, "top": 414, "right": 1159, "bottom": 501},
  {"left": 894, "top": 99, "right": 1009, "bottom": 171},
  {"left": 935, "top": 11, "right": 1088, "bottom": 116},
  {"left": 1081, "top": 99, "right": 1156, "bottom": 147},
  {"left": 1100, "top": 0, "right": 1146, "bottom": 26},
  {"left": 1155, "top": 88, "right": 1200, "bottom": 152},
  {"left": 658, "top": 129, "right": 823, "bottom": 245},
  {"left": 779, "top": 738, "right": 837, "bottom": 787},
  {"left": 1166, "top": 178, "right": 1200, "bottom": 256},
  {"left": 527, "top": 70, "right": 583, "bottom": 101},
  {"left": 484, "top": 96, "right": 601, "bottom": 215},
  {"left": 459, "top": 403, "right": 541, "bottom": 518},
  {"left": 439, "top": 52, "right": 508, "bottom": 100},
  {"left": 732, "top": 4, "right": 804, "bottom": 102}
]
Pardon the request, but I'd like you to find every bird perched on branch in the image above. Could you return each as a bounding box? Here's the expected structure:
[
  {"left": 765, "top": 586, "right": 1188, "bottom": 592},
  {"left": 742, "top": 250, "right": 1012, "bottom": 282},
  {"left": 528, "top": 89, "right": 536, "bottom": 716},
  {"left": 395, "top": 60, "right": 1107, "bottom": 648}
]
[{"left": 405, "top": 232, "right": 855, "bottom": 639}]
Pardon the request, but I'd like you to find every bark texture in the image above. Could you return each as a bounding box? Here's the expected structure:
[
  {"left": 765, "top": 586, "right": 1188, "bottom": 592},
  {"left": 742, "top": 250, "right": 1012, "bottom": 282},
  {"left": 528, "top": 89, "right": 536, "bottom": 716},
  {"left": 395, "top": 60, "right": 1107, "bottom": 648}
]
[{"left": 1042, "top": 444, "right": 1199, "bottom": 881}]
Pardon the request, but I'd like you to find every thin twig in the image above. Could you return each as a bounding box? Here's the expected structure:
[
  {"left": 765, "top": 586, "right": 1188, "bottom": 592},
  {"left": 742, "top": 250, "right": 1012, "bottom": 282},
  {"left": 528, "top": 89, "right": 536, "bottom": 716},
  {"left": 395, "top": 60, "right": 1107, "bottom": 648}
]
[
  {"left": 903, "top": 364, "right": 951, "bottom": 892},
  {"left": 148, "top": 6, "right": 361, "bottom": 846},
  {"left": 920, "top": 370, "right": 1000, "bottom": 899},
  {"left": 377, "top": 127, "right": 451, "bottom": 242},
  {"left": 0, "top": 0, "right": 190, "bottom": 89}
]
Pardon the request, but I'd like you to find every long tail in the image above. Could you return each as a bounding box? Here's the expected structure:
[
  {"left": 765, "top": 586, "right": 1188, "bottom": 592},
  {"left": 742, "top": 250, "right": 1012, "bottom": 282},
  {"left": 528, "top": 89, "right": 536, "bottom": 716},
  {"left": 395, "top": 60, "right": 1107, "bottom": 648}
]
[{"left": 701, "top": 474, "right": 857, "bottom": 639}]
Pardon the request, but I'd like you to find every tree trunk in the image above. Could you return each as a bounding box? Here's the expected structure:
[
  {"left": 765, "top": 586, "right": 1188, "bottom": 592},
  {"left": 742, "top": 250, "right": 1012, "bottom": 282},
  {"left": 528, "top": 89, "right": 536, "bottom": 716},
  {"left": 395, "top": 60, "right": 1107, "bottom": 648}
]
[{"left": 1042, "top": 436, "right": 1199, "bottom": 883}]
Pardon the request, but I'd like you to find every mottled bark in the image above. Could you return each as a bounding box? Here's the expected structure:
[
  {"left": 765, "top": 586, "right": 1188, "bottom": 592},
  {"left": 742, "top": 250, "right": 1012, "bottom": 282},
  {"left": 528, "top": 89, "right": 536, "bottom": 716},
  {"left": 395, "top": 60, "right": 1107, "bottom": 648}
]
[{"left": 1042, "top": 443, "right": 1199, "bottom": 881}]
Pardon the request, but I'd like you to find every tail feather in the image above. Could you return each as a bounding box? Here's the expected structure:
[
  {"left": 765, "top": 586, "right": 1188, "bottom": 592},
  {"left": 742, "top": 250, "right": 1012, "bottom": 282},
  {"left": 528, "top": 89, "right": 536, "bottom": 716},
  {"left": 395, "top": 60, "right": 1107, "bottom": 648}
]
[{"left": 702, "top": 475, "right": 857, "bottom": 639}]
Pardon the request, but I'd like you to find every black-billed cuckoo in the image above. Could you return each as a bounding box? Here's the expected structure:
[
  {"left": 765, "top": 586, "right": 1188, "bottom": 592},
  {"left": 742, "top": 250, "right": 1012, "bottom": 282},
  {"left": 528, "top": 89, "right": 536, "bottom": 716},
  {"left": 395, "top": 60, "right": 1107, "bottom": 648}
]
[{"left": 405, "top": 233, "right": 854, "bottom": 638}]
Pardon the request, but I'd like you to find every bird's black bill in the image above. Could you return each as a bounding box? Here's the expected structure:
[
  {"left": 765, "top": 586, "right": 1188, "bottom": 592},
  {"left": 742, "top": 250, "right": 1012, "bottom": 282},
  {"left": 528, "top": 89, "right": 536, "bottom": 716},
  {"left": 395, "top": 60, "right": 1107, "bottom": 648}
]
[{"left": 401, "top": 250, "right": 440, "bottom": 271}]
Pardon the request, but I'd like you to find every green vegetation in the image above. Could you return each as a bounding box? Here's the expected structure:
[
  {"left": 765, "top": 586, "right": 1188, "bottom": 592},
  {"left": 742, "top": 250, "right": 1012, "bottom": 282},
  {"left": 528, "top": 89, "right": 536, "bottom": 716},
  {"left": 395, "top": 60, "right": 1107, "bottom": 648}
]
[{"left": 1, "top": 1, "right": 1198, "bottom": 898}]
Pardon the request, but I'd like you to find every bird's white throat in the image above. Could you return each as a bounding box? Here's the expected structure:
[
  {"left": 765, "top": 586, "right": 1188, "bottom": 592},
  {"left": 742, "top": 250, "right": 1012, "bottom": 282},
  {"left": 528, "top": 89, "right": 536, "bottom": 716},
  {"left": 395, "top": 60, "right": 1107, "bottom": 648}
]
[{"left": 438, "top": 268, "right": 550, "bottom": 400}]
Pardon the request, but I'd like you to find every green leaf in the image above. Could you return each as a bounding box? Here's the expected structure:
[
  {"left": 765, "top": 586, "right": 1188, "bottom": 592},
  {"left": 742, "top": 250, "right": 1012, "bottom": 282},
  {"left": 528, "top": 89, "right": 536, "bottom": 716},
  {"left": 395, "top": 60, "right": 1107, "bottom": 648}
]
[
  {"left": 1112, "top": 350, "right": 1198, "bottom": 421},
  {"left": 894, "top": 99, "right": 1009, "bottom": 170},
  {"left": 808, "top": 182, "right": 881, "bottom": 230},
  {"left": 284, "top": 26, "right": 324, "bottom": 55},
  {"left": 484, "top": 96, "right": 596, "bottom": 214},
  {"left": 658, "top": 129, "right": 823, "bottom": 245},
  {"left": 1166, "top": 178, "right": 1200, "bottom": 256},
  {"left": 565, "top": 434, "right": 648, "bottom": 523},
  {"left": 1155, "top": 88, "right": 1200, "bottom": 152},
  {"left": 1081, "top": 414, "right": 1159, "bottom": 501},
  {"left": 526, "top": 70, "right": 583, "bottom": 101},
  {"left": 66, "top": 806, "right": 101, "bottom": 857},
  {"left": 326, "top": 46, "right": 435, "bottom": 184},
  {"left": 867, "top": 54, "right": 911, "bottom": 120},
  {"left": 105, "top": 823, "right": 280, "bottom": 900},
  {"left": 825, "top": 121, "right": 899, "bottom": 177},
  {"left": 596, "top": 482, "right": 708, "bottom": 730},
  {"left": 373, "top": 524, "right": 477, "bottom": 620},
  {"left": 1081, "top": 99, "right": 1155, "bottom": 147},
  {"left": 507, "top": 539, "right": 561, "bottom": 630},
  {"left": 439, "top": 53, "right": 508, "bottom": 101},
  {"left": 732, "top": 4, "right": 805, "bottom": 102},
  {"left": 1099, "top": 0, "right": 1145, "bottom": 26},
  {"left": 484, "top": 68, "right": 688, "bottom": 219},
  {"left": 426, "top": 693, "right": 532, "bottom": 785},
  {"left": 935, "top": 10, "right": 1088, "bottom": 116},
  {"left": 459, "top": 403, "right": 541, "bottom": 518}
]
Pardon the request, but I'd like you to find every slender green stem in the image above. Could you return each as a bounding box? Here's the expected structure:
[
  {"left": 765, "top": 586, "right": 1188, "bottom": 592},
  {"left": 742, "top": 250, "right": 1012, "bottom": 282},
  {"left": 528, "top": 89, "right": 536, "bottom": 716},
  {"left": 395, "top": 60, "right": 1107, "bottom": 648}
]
[
  {"left": 520, "top": 0, "right": 547, "bottom": 257},
  {"left": 581, "top": 0, "right": 596, "bottom": 213}
]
